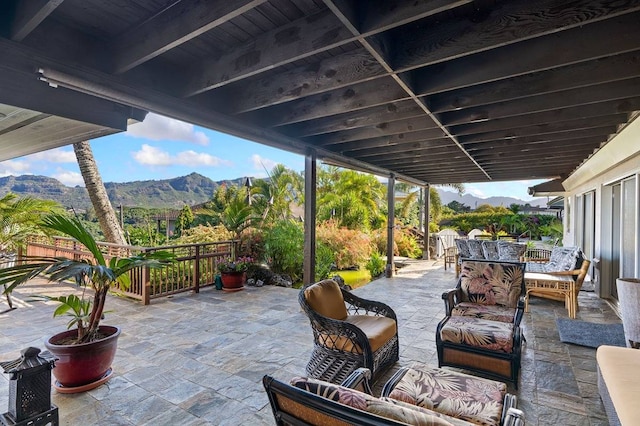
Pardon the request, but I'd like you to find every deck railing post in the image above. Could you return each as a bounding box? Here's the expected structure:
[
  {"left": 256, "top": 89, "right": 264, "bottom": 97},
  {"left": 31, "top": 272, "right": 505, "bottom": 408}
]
[
  {"left": 142, "top": 264, "right": 150, "bottom": 305},
  {"left": 194, "top": 245, "right": 200, "bottom": 294}
]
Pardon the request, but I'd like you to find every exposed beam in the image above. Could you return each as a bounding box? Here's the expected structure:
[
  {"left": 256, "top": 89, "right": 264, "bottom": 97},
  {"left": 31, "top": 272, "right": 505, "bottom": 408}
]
[
  {"left": 282, "top": 100, "right": 423, "bottom": 137},
  {"left": 450, "top": 99, "right": 640, "bottom": 136},
  {"left": 350, "top": 138, "right": 453, "bottom": 157},
  {"left": 428, "top": 52, "right": 640, "bottom": 113},
  {"left": 307, "top": 115, "right": 439, "bottom": 146},
  {"left": 327, "top": 128, "right": 448, "bottom": 153},
  {"left": 464, "top": 136, "right": 608, "bottom": 152},
  {"left": 413, "top": 12, "right": 640, "bottom": 95},
  {"left": 440, "top": 79, "right": 640, "bottom": 125},
  {"left": 249, "top": 77, "right": 410, "bottom": 127},
  {"left": 111, "top": 0, "right": 266, "bottom": 74},
  {"left": 10, "top": 0, "right": 63, "bottom": 41},
  {"left": 458, "top": 114, "right": 627, "bottom": 144},
  {"left": 394, "top": 0, "right": 640, "bottom": 71}
]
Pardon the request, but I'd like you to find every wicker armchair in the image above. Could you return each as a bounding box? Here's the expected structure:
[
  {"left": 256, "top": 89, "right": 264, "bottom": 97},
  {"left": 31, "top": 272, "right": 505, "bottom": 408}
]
[{"left": 299, "top": 279, "right": 399, "bottom": 384}]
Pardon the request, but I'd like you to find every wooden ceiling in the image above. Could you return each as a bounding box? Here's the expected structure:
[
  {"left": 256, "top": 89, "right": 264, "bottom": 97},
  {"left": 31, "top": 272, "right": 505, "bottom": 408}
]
[{"left": 1, "top": 0, "right": 639, "bottom": 185}]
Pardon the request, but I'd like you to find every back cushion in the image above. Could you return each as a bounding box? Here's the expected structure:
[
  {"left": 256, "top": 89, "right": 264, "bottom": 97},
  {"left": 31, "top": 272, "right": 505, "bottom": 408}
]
[
  {"left": 497, "top": 241, "right": 526, "bottom": 261},
  {"left": 459, "top": 261, "right": 524, "bottom": 307},
  {"left": 546, "top": 246, "right": 580, "bottom": 271},
  {"left": 455, "top": 239, "right": 471, "bottom": 258},
  {"left": 481, "top": 241, "right": 500, "bottom": 260},
  {"left": 466, "top": 239, "right": 485, "bottom": 259},
  {"left": 304, "top": 279, "right": 348, "bottom": 320}
]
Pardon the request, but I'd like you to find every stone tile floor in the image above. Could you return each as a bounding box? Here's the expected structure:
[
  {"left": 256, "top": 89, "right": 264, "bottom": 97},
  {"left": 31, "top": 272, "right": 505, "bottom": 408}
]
[{"left": 0, "top": 259, "right": 617, "bottom": 425}]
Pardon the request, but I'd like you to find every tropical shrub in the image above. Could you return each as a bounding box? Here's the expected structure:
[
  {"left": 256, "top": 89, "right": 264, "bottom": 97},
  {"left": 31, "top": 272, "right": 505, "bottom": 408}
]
[
  {"left": 264, "top": 219, "right": 304, "bottom": 281},
  {"left": 366, "top": 252, "right": 386, "bottom": 278},
  {"left": 315, "top": 241, "right": 335, "bottom": 281},
  {"left": 173, "top": 225, "right": 232, "bottom": 244},
  {"left": 395, "top": 232, "right": 422, "bottom": 258},
  {"left": 316, "top": 220, "right": 372, "bottom": 269}
]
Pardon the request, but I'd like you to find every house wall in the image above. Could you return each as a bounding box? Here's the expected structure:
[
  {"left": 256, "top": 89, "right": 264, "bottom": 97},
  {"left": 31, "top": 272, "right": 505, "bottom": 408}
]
[{"left": 562, "top": 115, "right": 640, "bottom": 299}]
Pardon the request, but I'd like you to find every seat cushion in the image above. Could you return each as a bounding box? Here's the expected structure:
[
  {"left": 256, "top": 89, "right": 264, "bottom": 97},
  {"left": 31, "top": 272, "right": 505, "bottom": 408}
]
[
  {"left": 386, "top": 365, "right": 507, "bottom": 426},
  {"left": 304, "top": 279, "right": 348, "bottom": 320},
  {"left": 596, "top": 345, "right": 640, "bottom": 426},
  {"left": 344, "top": 315, "right": 397, "bottom": 352},
  {"left": 290, "top": 376, "right": 460, "bottom": 426},
  {"left": 451, "top": 302, "right": 517, "bottom": 323},
  {"left": 440, "top": 316, "right": 514, "bottom": 353},
  {"left": 525, "top": 262, "right": 546, "bottom": 273}
]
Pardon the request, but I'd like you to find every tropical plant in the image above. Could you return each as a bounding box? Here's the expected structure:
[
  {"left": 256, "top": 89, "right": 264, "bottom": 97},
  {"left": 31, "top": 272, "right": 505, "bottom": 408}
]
[
  {"left": 175, "top": 205, "right": 194, "bottom": 236},
  {"left": 365, "top": 252, "right": 386, "bottom": 278},
  {"left": 216, "top": 256, "right": 254, "bottom": 273},
  {"left": 263, "top": 219, "right": 304, "bottom": 281},
  {"left": 252, "top": 164, "right": 304, "bottom": 223},
  {"left": 0, "top": 213, "right": 174, "bottom": 344}
]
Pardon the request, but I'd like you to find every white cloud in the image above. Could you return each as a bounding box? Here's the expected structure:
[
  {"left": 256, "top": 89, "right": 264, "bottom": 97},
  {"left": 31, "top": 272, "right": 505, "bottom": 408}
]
[
  {"left": 467, "top": 186, "right": 486, "bottom": 198},
  {"left": 26, "top": 148, "right": 76, "bottom": 163},
  {"left": 53, "top": 170, "right": 84, "bottom": 187},
  {"left": 132, "top": 144, "right": 231, "bottom": 167},
  {"left": 250, "top": 154, "right": 278, "bottom": 173},
  {"left": 0, "top": 160, "right": 31, "bottom": 176},
  {"left": 126, "top": 113, "right": 209, "bottom": 146}
]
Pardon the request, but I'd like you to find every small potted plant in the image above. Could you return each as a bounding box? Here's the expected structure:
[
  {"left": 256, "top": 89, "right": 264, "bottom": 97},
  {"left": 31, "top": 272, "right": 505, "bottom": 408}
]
[
  {"left": 217, "top": 256, "right": 253, "bottom": 292},
  {"left": 0, "top": 213, "right": 174, "bottom": 392}
]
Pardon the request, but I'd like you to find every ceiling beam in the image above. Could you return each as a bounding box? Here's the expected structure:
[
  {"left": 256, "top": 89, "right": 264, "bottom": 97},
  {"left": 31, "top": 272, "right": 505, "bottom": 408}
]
[
  {"left": 9, "top": 0, "right": 63, "bottom": 41},
  {"left": 413, "top": 12, "right": 640, "bottom": 95},
  {"left": 326, "top": 128, "right": 448, "bottom": 153},
  {"left": 111, "top": 0, "right": 266, "bottom": 74},
  {"left": 428, "top": 52, "right": 640, "bottom": 113}
]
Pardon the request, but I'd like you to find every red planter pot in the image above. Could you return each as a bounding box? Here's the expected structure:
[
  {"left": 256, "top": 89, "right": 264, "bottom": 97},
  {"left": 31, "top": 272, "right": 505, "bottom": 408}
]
[
  {"left": 221, "top": 272, "right": 246, "bottom": 292},
  {"left": 44, "top": 325, "right": 120, "bottom": 390}
]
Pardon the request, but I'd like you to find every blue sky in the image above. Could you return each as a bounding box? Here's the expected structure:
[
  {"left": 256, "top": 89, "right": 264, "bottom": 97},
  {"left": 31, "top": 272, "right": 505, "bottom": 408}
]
[{"left": 0, "top": 113, "right": 544, "bottom": 201}]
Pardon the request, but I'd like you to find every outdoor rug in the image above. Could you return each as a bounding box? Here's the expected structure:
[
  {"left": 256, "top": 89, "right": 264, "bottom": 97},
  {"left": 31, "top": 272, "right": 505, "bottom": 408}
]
[{"left": 556, "top": 318, "right": 626, "bottom": 348}]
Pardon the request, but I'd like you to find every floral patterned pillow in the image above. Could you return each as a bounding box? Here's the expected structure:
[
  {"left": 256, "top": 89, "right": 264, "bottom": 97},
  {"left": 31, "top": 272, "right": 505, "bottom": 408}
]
[
  {"left": 546, "top": 246, "right": 580, "bottom": 271},
  {"left": 459, "top": 261, "right": 524, "bottom": 307},
  {"left": 481, "top": 241, "right": 500, "bottom": 260},
  {"left": 497, "top": 241, "right": 526, "bottom": 261},
  {"left": 290, "top": 376, "right": 455, "bottom": 426}
]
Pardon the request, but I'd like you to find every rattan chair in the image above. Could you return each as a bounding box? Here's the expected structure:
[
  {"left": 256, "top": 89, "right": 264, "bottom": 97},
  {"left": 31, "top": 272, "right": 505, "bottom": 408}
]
[{"left": 299, "top": 279, "right": 399, "bottom": 384}]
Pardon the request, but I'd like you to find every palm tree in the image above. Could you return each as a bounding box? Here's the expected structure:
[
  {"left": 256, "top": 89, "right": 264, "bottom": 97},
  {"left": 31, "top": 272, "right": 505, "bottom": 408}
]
[
  {"left": 0, "top": 213, "right": 174, "bottom": 343},
  {"left": 73, "top": 141, "right": 127, "bottom": 245},
  {"left": 252, "top": 164, "right": 303, "bottom": 222}
]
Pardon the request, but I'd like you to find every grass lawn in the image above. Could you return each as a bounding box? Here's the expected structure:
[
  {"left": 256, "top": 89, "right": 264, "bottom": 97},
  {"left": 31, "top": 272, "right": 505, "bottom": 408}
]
[{"left": 334, "top": 269, "right": 372, "bottom": 289}]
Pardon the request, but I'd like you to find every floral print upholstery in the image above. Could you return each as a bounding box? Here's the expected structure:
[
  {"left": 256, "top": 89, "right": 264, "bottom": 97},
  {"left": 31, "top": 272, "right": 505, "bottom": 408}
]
[
  {"left": 289, "top": 376, "right": 461, "bottom": 425},
  {"left": 481, "top": 241, "right": 500, "bottom": 260},
  {"left": 440, "top": 316, "right": 514, "bottom": 353},
  {"left": 459, "top": 261, "right": 524, "bottom": 308},
  {"left": 386, "top": 365, "right": 507, "bottom": 426},
  {"left": 451, "top": 302, "right": 516, "bottom": 323}
]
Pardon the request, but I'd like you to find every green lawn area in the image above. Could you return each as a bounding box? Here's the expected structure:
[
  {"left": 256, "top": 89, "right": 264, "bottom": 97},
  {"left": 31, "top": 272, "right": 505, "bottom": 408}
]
[{"left": 334, "top": 269, "right": 372, "bottom": 289}]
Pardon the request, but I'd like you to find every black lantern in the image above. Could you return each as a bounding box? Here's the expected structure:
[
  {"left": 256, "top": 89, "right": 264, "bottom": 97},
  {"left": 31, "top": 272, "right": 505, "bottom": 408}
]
[{"left": 0, "top": 347, "right": 58, "bottom": 426}]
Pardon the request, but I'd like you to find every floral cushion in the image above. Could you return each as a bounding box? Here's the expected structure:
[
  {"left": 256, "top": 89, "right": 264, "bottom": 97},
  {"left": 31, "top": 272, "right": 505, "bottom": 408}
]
[
  {"left": 455, "top": 239, "right": 471, "bottom": 259},
  {"left": 467, "top": 240, "right": 485, "bottom": 259},
  {"left": 497, "top": 241, "right": 526, "bottom": 261},
  {"left": 380, "top": 398, "right": 476, "bottom": 426},
  {"left": 290, "top": 376, "right": 456, "bottom": 425},
  {"left": 459, "top": 261, "right": 524, "bottom": 308},
  {"left": 481, "top": 241, "right": 500, "bottom": 260},
  {"left": 386, "top": 365, "right": 507, "bottom": 426},
  {"left": 440, "top": 316, "right": 514, "bottom": 353},
  {"left": 451, "top": 302, "right": 516, "bottom": 323}
]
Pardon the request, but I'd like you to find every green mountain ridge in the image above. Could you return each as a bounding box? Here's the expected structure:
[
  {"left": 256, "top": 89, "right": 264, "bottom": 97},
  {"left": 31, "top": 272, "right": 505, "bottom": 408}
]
[{"left": 0, "top": 173, "right": 245, "bottom": 209}]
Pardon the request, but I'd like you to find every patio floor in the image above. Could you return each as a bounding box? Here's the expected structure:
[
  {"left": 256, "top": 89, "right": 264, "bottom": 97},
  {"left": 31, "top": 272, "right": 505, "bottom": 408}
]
[{"left": 0, "top": 259, "right": 616, "bottom": 425}]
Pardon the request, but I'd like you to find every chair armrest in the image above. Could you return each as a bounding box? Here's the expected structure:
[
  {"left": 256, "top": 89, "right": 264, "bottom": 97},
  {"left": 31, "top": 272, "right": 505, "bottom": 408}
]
[
  {"left": 503, "top": 407, "right": 525, "bottom": 426},
  {"left": 442, "top": 288, "right": 461, "bottom": 315},
  {"left": 514, "top": 296, "right": 525, "bottom": 326},
  {"left": 342, "top": 290, "right": 397, "bottom": 321},
  {"left": 341, "top": 368, "right": 373, "bottom": 395}
]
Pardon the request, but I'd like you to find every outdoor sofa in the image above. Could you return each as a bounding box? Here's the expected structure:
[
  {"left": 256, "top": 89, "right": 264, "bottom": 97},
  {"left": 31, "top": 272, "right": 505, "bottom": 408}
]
[{"left": 453, "top": 239, "right": 526, "bottom": 277}]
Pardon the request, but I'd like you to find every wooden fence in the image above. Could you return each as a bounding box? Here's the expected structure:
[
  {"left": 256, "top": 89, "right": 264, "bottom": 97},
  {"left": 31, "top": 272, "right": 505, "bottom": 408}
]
[{"left": 26, "top": 236, "right": 238, "bottom": 305}]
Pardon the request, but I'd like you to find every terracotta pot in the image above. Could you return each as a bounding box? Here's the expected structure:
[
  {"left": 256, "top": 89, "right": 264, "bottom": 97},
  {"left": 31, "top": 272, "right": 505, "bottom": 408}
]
[
  {"left": 44, "top": 325, "right": 121, "bottom": 388},
  {"left": 221, "top": 272, "right": 246, "bottom": 291}
]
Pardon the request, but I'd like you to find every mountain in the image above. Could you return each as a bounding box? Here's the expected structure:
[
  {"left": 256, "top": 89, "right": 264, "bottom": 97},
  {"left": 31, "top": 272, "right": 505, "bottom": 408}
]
[
  {"left": 0, "top": 173, "right": 244, "bottom": 209},
  {"left": 0, "top": 173, "right": 547, "bottom": 210},
  {"left": 437, "top": 190, "right": 548, "bottom": 209}
]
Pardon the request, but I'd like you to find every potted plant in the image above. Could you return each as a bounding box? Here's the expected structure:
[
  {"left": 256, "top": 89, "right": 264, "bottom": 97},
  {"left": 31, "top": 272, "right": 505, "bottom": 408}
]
[
  {"left": 217, "top": 256, "right": 253, "bottom": 292},
  {"left": 0, "top": 213, "right": 174, "bottom": 392}
]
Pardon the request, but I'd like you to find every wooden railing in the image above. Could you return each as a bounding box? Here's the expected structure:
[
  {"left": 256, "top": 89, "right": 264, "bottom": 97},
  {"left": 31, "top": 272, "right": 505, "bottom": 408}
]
[{"left": 26, "top": 236, "right": 238, "bottom": 305}]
